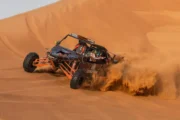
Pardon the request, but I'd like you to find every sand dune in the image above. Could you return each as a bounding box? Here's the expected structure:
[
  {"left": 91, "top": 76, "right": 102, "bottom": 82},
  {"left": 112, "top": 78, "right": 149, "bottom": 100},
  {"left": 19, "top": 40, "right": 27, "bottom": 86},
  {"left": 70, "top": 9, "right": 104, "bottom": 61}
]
[{"left": 0, "top": 0, "right": 180, "bottom": 120}]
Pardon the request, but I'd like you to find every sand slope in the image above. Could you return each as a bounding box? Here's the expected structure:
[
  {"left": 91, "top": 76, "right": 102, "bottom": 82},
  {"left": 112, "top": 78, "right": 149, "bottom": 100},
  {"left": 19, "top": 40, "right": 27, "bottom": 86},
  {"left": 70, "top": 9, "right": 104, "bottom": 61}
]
[{"left": 0, "top": 0, "right": 180, "bottom": 120}]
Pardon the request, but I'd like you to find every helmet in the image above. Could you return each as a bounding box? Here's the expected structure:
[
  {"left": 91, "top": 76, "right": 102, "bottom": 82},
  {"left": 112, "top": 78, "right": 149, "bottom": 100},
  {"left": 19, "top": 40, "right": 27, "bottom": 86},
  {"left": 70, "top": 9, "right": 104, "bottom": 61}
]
[{"left": 79, "top": 40, "right": 86, "bottom": 45}]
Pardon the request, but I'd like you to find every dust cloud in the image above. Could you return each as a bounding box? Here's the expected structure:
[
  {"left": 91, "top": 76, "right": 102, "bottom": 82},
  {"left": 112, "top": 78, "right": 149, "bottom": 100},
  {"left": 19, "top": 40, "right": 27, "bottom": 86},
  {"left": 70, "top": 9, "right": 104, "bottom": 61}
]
[{"left": 84, "top": 53, "right": 180, "bottom": 99}]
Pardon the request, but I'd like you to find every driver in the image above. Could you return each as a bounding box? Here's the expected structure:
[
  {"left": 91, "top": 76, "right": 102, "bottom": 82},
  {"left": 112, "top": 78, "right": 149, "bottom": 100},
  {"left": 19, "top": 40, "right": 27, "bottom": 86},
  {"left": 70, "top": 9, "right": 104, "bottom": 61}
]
[
  {"left": 86, "top": 49, "right": 106, "bottom": 62},
  {"left": 90, "top": 50, "right": 105, "bottom": 62}
]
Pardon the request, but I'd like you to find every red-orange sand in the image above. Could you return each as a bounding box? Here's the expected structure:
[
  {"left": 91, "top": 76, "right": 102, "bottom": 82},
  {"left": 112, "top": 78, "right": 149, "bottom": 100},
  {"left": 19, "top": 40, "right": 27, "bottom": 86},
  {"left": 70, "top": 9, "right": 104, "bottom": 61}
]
[{"left": 0, "top": 0, "right": 180, "bottom": 120}]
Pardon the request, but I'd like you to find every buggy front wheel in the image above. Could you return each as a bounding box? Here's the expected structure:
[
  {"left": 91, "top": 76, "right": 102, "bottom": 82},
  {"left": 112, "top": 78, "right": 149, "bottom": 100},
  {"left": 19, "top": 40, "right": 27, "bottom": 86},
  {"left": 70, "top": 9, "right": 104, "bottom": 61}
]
[
  {"left": 23, "top": 52, "right": 39, "bottom": 73},
  {"left": 70, "top": 69, "right": 85, "bottom": 89}
]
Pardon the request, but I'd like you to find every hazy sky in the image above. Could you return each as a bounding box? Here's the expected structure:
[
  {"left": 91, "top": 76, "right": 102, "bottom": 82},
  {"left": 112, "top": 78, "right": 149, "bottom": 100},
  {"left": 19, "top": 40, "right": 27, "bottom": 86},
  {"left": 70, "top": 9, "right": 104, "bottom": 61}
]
[{"left": 0, "top": 0, "right": 58, "bottom": 19}]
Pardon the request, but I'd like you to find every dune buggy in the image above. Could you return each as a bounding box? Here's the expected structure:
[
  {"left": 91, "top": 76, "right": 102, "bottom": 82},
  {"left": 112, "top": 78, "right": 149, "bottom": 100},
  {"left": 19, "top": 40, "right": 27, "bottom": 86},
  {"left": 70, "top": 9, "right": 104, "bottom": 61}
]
[{"left": 23, "top": 33, "right": 123, "bottom": 89}]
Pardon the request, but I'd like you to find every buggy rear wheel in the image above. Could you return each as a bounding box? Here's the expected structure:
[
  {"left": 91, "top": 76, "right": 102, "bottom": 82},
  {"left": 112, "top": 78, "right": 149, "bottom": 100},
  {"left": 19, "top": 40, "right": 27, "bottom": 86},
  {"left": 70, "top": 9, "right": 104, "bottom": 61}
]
[
  {"left": 70, "top": 69, "right": 85, "bottom": 89},
  {"left": 23, "top": 52, "right": 39, "bottom": 73}
]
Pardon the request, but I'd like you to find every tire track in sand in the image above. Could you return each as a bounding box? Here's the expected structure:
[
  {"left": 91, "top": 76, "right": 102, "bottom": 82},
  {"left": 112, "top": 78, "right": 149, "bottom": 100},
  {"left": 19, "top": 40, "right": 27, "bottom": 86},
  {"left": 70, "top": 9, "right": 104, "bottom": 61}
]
[
  {"left": 0, "top": 35, "right": 23, "bottom": 58},
  {"left": 25, "top": 14, "right": 46, "bottom": 48}
]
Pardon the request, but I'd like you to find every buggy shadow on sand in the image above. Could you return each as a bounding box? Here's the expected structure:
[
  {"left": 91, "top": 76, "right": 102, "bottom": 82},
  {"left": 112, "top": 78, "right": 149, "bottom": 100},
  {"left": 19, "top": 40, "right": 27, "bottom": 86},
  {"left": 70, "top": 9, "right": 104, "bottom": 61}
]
[{"left": 23, "top": 33, "right": 124, "bottom": 89}]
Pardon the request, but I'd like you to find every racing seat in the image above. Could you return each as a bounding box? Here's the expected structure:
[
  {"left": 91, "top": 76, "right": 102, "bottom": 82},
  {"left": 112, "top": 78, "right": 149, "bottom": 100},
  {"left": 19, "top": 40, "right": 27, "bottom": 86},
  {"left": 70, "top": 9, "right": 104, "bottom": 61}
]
[{"left": 73, "top": 44, "right": 87, "bottom": 55}]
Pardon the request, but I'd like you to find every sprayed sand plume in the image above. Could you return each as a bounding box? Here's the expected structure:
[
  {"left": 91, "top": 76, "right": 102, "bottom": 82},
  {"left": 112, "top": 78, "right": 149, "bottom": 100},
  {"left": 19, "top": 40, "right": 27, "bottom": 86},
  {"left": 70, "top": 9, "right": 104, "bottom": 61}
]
[
  {"left": 85, "top": 53, "right": 180, "bottom": 98},
  {"left": 85, "top": 55, "right": 158, "bottom": 95}
]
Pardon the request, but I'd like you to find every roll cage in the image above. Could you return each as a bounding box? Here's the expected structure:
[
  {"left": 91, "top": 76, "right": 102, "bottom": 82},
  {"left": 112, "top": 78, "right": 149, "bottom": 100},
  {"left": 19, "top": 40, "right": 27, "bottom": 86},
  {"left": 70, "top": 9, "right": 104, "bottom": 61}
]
[
  {"left": 55, "top": 33, "right": 95, "bottom": 46},
  {"left": 55, "top": 33, "right": 117, "bottom": 60}
]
